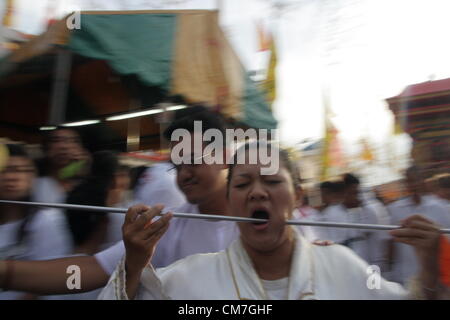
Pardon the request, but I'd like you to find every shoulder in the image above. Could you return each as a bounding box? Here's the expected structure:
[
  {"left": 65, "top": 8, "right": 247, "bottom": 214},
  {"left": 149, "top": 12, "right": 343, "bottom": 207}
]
[
  {"left": 306, "top": 242, "right": 370, "bottom": 290},
  {"left": 388, "top": 197, "right": 407, "bottom": 209},
  {"left": 311, "top": 241, "right": 362, "bottom": 263},
  {"left": 310, "top": 241, "right": 378, "bottom": 280},
  {"left": 309, "top": 243, "right": 407, "bottom": 299},
  {"left": 322, "top": 204, "right": 343, "bottom": 216},
  {"left": 387, "top": 198, "right": 409, "bottom": 218},
  {"left": 424, "top": 197, "right": 448, "bottom": 210}
]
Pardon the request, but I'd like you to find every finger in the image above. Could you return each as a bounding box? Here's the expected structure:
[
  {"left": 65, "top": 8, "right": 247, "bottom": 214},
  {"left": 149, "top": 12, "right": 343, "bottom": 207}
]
[
  {"left": 143, "top": 212, "right": 172, "bottom": 235},
  {"left": 133, "top": 212, "right": 171, "bottom": 242},
  {"left": 390, "top": 226, "right": 431, "bottom": 238},
  {"left": 124, "top": 204, "right": 150, "bottom": 224},
  {"left": 142, "top": 205, "right": 166, "bottom": 229},
  {"left": 134, "top": 204, "right": 165, "bottom": 229},
  {"left": 145, "top": 217, "right": 172, "bottom": 245},
  {"left": 390, "top": 228, "right": 431, "bottom": 239},
  {"left": 393, "top": 238, "right": 421, "bottom": 247},
  {"left": 400, "top": 214, "right": 434, "bottom": 227},
  {"left": 402, "top": 220, "right": 440, "bottom": 232},
  {"left": 142, "top": 212, "right": 173, "bottom": 240}
]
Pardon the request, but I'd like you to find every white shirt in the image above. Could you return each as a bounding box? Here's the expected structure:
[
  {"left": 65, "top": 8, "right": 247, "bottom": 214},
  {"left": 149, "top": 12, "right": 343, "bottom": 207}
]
[
  {"left": 427, "top": 195, "right": 450, "bottom": 214},
  {"left": 387, "top": 195, "right": 450, "bottom": 284},
  {"left": 261, "top": 277, "right": 289, "bottom": 300},
  {"left": 95, "top": 202, "right": 240, "bottom": 275},
  {"left": 366, "top": 199, "right": 392, "bottom": 225},
  {"left": 134, "top": 163, "right": 186, "bottom": 211},
  {"left": 32, "top": 177, "right": 66, "bottom": 204},
  {"left": 313, "top": 204, "right": 384, "bottom": 265},
  {"left": 0, "top": 209, "right": 72, "bottom": 299}
]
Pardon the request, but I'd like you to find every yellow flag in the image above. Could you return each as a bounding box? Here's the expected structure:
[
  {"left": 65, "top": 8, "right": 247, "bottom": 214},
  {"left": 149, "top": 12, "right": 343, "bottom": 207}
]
[
  {"left": 360, "top": 138, "right": 374, "bottom": 162},
  {"left": 2, "top": 0, "right": 14, "bottom": 27},
  {"left": 265, "top": 36, "right": 277, "bottom": 108},
  {"left": 393, "top": 120, "right": 403, "bottom": 135},
  {"left": 320, "top": 90, "right": 345, "bottom": 181},
  {"left": 320, "top": 92, "right": 333, "bottom": 181}
]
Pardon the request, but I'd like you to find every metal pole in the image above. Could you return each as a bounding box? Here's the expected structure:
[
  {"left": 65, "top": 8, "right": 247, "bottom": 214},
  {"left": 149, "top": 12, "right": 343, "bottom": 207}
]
[
  {"left": 1, "top": 200, "right": 449, "bottom": 234},
  {"left": 127, "top": 98, "right": 141, "bottom": 152},
  {"left": 49, "top": 49, "right": 72, "bottom": 125}
]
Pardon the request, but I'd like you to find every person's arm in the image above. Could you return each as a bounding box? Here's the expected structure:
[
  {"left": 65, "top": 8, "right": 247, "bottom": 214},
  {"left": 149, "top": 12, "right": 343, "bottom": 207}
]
[
  {"left": 0, "top": 255, "right": 109, "bottom": 295},
  {"left": 390, "top": 214, "right": 443, "bottom": 299}
]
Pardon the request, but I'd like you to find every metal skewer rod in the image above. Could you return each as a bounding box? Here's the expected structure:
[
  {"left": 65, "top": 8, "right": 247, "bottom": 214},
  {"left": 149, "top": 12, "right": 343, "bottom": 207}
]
[
  {"left": 0, "top": 200, "right": 266, "bottom": 223},
  {"left": 1, "top": 200, "right": 450, "bottom": 234}
]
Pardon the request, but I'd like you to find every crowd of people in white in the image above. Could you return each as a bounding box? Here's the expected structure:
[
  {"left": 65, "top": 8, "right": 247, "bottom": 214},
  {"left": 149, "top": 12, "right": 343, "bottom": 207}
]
[{"left": 0, "top": 109, "right": 448, "bottom": 299}]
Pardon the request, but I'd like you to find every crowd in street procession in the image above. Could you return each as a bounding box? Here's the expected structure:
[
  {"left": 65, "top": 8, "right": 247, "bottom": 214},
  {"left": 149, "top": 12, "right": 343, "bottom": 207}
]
[{"left": 0, "top": 108, "right": 449, "bottom": 300}]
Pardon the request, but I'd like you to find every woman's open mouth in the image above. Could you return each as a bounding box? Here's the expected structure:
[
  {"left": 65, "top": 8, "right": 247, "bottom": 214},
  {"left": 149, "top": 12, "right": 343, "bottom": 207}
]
[{"left": 251, "top": 210, "right": 270, "bottom": 230}]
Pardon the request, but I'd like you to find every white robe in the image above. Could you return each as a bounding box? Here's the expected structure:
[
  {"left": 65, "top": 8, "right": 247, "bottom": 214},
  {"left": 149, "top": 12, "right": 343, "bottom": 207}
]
[{"left": 98, "top": 228, "right": 411, "bottom": 300}]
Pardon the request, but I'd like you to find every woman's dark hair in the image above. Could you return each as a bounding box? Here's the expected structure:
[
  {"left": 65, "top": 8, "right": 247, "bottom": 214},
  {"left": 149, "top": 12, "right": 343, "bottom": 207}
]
[
  {"left": 6, "top": 143, "right": 29, "bottom": 158},
  {"left": 65, "top": 150, "right": 119, "bottom": 247},
  {"left": 319, "top": 181, "right": 333, "bottom": 191},
  {"left": 129, "top": 165, "right": 149, "bottom": 192},
  {"left": 329, "top": 180, "right": 345, "bottom": 194},
  {"left": 437, "top": 174, "right": 450, "bottom": 190},
  {"left": 342, "top": 173, "right": 360, "bottom": 187},
  {"left": 226, "top": 141, "right": 301, "bottom": 196}
]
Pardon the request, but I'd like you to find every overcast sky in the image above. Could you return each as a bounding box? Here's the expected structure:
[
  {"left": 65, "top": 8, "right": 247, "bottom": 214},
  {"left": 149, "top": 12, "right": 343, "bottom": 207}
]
[{"left": 4, "top": 0, "right": 450, "bottom": 183}]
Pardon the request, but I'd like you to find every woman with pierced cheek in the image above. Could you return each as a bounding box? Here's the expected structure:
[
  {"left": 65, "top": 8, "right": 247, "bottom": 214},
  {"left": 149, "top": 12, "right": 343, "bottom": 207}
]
[{"left": 99, "top": 142, "right": 437, "bottom": 300}]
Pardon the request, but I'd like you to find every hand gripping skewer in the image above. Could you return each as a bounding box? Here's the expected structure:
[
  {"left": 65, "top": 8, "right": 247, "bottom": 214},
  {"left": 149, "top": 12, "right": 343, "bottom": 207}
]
[{"left": 1, "top": 200, "right": 449, "bottom": 234}]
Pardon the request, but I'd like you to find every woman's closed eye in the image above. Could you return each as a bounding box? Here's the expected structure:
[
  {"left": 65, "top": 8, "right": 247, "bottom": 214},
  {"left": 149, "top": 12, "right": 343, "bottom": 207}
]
[
  {"left": 233, "top": 182, "right": 249, "bottom": 188},
  {"left": 265, "top": 179, "right": 282, "bottom": 185}
]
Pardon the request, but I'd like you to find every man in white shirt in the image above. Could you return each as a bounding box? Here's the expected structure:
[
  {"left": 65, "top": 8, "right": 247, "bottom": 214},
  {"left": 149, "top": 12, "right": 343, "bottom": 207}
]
[
  {"left": 315, "top": 174, "right": 387, "bottom": 267},
  {"left": 387, "top": 166, "right": 450, "bottom": 285}
]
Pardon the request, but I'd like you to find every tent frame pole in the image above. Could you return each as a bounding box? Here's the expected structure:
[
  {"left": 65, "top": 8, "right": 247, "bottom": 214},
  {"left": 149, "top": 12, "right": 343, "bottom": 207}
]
[{"left": 49, "top": 48, "right": 72, "bottom": 125}]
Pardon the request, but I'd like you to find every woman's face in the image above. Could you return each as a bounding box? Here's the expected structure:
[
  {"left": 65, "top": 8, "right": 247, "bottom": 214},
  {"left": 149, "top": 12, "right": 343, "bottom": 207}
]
[
  {"left": 0, "top": 156, "right": 35, "bottom": 201},
  {"left": 228, "top": 161, "right": 298, "bottom": 252}
]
